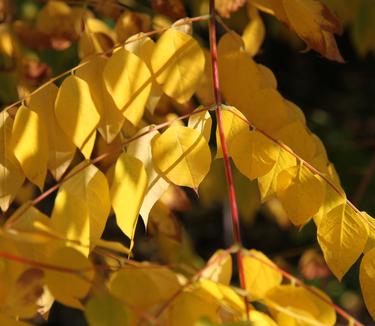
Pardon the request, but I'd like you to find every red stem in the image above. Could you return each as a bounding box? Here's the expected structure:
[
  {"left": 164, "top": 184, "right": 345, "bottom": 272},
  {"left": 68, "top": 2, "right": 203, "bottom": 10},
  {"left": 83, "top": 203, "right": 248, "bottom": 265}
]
[{"left": 208, "top": 0, "right": 249, "bottom": 316}]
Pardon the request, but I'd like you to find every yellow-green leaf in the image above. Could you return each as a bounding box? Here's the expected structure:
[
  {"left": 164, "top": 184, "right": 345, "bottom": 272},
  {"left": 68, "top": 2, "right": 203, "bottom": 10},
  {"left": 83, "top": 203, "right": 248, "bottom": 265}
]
[
  {"left": 55, "top": 75, "right": 100, "bottom": 158},
  {"left": 85, "top": 292, "right": 128, "bottom": 326},
  {"left": 51, "top": 162, "right": 110, "bottom": 255},
  {"left": 110, "top": 153, "right": 148, "bottom": 240},
  {"left": 360, "top": 247, "right": 375, "bottom": 320},
  {"left": 243, "top": 249, "right": 282, "bottom": 300},
  {"left": 0, "top": 111, "right": 24, "bottom": 211},
  {"left": 76, "top": 57, "right": 124, "bottom": 144},
  {"left": 317, "top": 204, "right": 369, "bottom": 280},
  {"left": 28, "top": 83, "right": 76, "bottom": 180},
  {"left": 276, "top": 164, "right": 325, "bottom": 226},
  {"left": 230, "top": 128, "right": 278, "bottom": 180},
  {"left": 45, "top": 247, "right": 94, "bottom": 309},
  {"left": 151, "top": 29, "right": 205, "bottom": 103},
  {"left": 151, "top": 125, "right": 211, "bottom": 189},
  {"left": 12, "top": 105, "right": 48, "bottom": 190},
  {"left": 103, "top": 48, "right": 152, "bottom": 126}
]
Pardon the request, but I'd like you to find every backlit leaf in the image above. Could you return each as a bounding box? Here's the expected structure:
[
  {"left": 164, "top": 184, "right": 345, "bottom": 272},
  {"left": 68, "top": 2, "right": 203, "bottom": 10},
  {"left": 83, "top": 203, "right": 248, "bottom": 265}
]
[
  {"left": 85, "top": 292, "right": 128, "bottom": 326},
  {"left": 266, "top": 284, "right": 336, "bottom": 325},
  {"left": 276, "top": 164, "right": 325, "bottom": 226},
  {"left": 126, "top": 127, "right": 169, "bottom": 227},
  {"left": 103, "top": 48, "right": 152, "bottom": 126},
  {"left": 51, "top": 162, "right": 111, "bottom": 255},
  {"left": 109, "top": 265, "right": 180, "bottom": 309},
  {"left": 243, "top": 249, "right": 282, "bottom": 300},
  {"left": 188, "top": 107, "right": 212, "bottom": 142},
  {"left": 28, "top": 83, "right": 76, "bottom": 180},
  {"left": 242, "top": 5, "right": 265, "bottom": 56},
  {"left": 201, "top": 250, "right": 232, "bottom": 285},
  {"left": 257, "top": 148, "right": 296, "bottom": 201},
  {"left": 218, "top": 32, "right": 262, "bottom": 113},
  {"left": 230, "top": 128, "right": 278, "bottom": 180},
  {"left": 360, "top": 247, "right": 375, "bottom": 320},
  {"left": 0, "top": 111, "right": 24, "bottom": 211},
  {"left": 152, "top": 125, "right": 211, "bottom": 189},
  {"left": 216, "top": 107, "right": 248, "bottom": 158},
  {"left": 110, "top": 153, "right": 148, "bottom": 240},
  {"left": 151, "top": 29, "right": 205, "bottom": 103},
  {"left": 12, "top": 105, "right": 48, "bottom": 190},
  {"left": 317, "top": 204, "right": 369, "bottom": 280},
  {"left": 45, "top": 247, "right": 94, "bottom": 309},
  {"left": 55, "top": 75, "right": 100, "bottom": 158},
  {"left": 76, "top": 57, "right": 124, "bottom": 144},
  {"left": 124, "top": 34, "right": 163, "bottom": 114}
]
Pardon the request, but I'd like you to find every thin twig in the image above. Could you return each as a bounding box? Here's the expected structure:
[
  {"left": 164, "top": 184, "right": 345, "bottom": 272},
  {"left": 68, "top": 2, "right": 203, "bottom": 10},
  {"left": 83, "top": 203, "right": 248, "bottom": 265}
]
[{"left": 208, "top": 0, "right": 250, "bottom": 317}]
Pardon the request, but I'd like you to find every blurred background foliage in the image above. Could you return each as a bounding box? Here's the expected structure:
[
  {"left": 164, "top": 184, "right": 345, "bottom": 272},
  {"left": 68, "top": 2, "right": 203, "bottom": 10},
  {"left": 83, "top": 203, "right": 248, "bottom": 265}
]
[{"left": 0, "top": 0, "right": 374, "bottom": 324}]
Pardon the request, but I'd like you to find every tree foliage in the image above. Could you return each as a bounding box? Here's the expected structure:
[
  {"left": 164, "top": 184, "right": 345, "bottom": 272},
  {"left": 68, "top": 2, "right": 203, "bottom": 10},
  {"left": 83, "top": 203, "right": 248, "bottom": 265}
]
[{"left": 0, "top": 0, "right": 374, "bottom": 325}]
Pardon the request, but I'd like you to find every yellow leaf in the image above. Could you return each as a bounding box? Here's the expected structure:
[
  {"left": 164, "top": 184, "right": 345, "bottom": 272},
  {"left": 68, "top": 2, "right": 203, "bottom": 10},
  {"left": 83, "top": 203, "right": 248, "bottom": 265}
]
[
  {"left": 12, "top": 105, "right": 48, "bottom": 190},
  {"left": 257, "top": 148, "right": 296, "bottom": 201},
  {"left": 218, "top": 32, "right": 262, "bottom": 112},
  {"left": 266, "top": 285, "right": 336, "bottom": 326},
  {"left": 151, "top": 29, "right": 205, "bottom": 103},
  {"left": 276, "top": 163, "right": 325, "bottom": 226},
  {"left": 45, "top": 247, "right": 94, "bottom": 309},
  {"left": 167, "top": 288, "right": 219, "bottom": 325},
  {"left": 257, "top": 64, "right": 277, "bottom": 89},
  {"left": 250, "top": 310, "right": 278, "bottom": 326},
  {"left": 85, "top": 292, "right": 128, "bottom": 326},
  {"left": 51, "top": 162, "right": 111, "bottom": 255},
  {"left": 313, "top": 163, "right": 345, "bottom": 227},
  {"left": 360, "top": 247, "right": 375, "bottom": 320},
  {"left": 317, "top": 204, "right": 369, "bottom": 280},
  {"left": 80, "top": 129, "right": 96, "bottom": 160},
  {"left": 125, "top": 33, "right": 163, "bottom": 114},
  {"left": 201, "top": 250, "right": 232, "bottom": 285},
  {"left": 110, "top": 153, "right": 148, "bottom": 240},
  {"left": 28, "top": 83, "right": 76, "bottom": 180},
  {"left": 195, "top": 50, "right": 215, "bottom": 106},
  {"left": 242, "top": 5, "right": 265, "bottom": 56},
  {"left": 55, "top": 75, "right": 100, "bottom": 157},
  {"left": 76, "top": 57, "right": 124, "bottom": 144},
  {"left": 103, "top": 48, "right": 152, "bottom": 126},
  {"left": 188, "top": 106, "right": 212, "bottom": 142},
  {"left": 109, "top": 265, "right": 180, "bottom": 309},
  {"left": 5, "top": 268, "right": 44, "bottom": 319},
  {"left": 196, "top": 279, "right": 245, "bottom": 317},
  {"left": 216, "top": 107, "right": 248, "bottom": 158},
  {"left": 230, "top": 128, "right": 279, "bottom": 180},
  {"left": 363, "top": 213, "right": 375, "bottom": 253},
  {"left": 0, "top": 111, "right": 24, "bottom": 211},
  {"left": 275, "top": 121, "right": 317, "bottom": 161},
  {"left": 278, "top": 0, "right": 343, "bottom": 62},
  {"left": 126, "top": 127, "right": 169, "bottom": 227},
  {"left": 246, "top": 89, "right": 292, "bottom": 135},
  {"left": 243, "top": 249, "right": 282, "bottom": 300},
  {"left": 151, "top": 125, "right": 211, "bottom": 189}
]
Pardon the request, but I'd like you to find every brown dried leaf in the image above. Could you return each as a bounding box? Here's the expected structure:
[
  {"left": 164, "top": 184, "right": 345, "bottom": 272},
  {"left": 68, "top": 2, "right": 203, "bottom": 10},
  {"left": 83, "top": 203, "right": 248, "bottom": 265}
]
[{"left": 151, "top": 0, "right": 187, "bottom": 20}]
